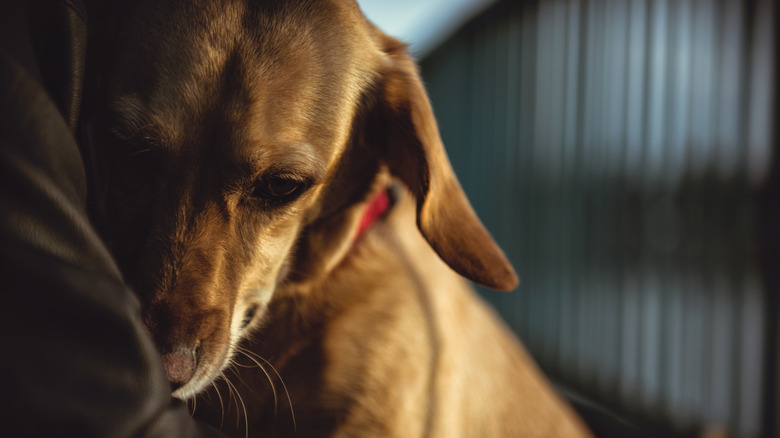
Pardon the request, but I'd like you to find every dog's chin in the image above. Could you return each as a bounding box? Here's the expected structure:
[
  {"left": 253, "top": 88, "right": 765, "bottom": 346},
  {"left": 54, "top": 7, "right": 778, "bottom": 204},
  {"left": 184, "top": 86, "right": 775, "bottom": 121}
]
[{"left": 171, "top": 378, "right": 208, "bottom": 400}]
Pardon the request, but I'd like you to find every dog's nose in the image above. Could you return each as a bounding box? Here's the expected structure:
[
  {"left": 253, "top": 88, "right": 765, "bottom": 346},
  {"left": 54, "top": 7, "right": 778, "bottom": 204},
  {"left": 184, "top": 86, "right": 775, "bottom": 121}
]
[{"left": 161, "top": 349, "right": 197, "bottom": 388}]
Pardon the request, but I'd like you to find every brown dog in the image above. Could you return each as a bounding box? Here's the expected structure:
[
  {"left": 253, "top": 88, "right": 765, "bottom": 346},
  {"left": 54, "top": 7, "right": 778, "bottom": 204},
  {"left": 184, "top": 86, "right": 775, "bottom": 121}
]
[{"left": 93, "top": 0, "right": 591, "bottom": 436}]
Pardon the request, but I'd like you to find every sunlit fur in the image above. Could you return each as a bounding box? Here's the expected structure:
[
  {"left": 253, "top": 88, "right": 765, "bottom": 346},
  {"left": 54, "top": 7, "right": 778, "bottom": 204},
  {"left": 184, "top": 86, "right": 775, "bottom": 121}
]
[{"left": 94, "top": 0, "right": 589, "bottom": 436}]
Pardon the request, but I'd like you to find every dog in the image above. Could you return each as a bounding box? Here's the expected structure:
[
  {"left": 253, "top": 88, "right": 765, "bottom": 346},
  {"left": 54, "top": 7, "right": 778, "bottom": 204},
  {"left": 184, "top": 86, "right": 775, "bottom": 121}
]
[{"left": 91, "top": 0, "right": 592, "bottom": 436}]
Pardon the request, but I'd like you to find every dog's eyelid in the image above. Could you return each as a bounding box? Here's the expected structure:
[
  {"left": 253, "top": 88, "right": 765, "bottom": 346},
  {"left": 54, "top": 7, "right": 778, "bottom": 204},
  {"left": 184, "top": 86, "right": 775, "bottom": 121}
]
[
  {"left": 105, "top": 128, "right": 164, "bottom": 160},
  {"left": 259, "top": 164, "right": 319, "bottom": 185},
  {"left": 107, "top": 122, "right": 168, "bottom": 152},
  {"left": 104, "top": 106, "right": 174, "bottom": 151},
  {"left": 266, "top": 171, "right": 312, "bottom": 185}
]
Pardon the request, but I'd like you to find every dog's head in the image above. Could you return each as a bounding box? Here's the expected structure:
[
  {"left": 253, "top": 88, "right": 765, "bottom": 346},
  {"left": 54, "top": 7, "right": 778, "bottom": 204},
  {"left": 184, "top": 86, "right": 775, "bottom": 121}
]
[{"left": 92, "top": 0, "right": 517, "bottom": 399}]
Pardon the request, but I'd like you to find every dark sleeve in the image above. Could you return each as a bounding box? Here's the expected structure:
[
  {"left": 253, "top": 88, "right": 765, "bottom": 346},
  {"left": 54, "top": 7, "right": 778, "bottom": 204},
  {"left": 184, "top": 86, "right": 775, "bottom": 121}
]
[{"left": 0, "top": 1, "right": 225, "bottom": 436}]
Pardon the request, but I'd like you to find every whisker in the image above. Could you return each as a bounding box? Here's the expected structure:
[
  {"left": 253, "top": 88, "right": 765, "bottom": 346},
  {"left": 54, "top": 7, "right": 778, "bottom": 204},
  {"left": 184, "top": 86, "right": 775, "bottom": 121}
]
[
  {"left": 232, "top": 360, "right": 262, "bottom": 369},
  {"left": 230, "top": 364, "right": 254, "bottom": 394},
  {"left": 220, "top": 371, "right": 240, "bottom": 429},
  {"left": 189, "top": 393, "right": 197, "bottom": 416},
  {"left": 229, "top": 365, "right": 253, "bottom": 438},
  {"left": 224, "top": 370, "right": 249, "bottom": 438},
  {"left": 238, "top": 347, "right": 297, "bottom": 432},
  {"left": 236, "top": 348, "right": 279, "bottom": 417},
  {"left": 211, "top": 380, "right": 226, "bottom": 430}
]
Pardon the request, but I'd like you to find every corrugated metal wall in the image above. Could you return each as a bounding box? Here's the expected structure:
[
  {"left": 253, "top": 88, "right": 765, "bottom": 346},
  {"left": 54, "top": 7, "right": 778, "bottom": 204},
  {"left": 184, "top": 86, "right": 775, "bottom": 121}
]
[{"left": 420, "top": 0, "right": 777, "bottom": 436}]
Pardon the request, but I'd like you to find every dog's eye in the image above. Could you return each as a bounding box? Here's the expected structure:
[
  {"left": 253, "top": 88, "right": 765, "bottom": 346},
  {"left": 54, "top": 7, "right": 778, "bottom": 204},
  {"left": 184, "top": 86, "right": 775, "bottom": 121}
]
[{"left": 252, "top": 175, "right": 308, "bottom": 203}]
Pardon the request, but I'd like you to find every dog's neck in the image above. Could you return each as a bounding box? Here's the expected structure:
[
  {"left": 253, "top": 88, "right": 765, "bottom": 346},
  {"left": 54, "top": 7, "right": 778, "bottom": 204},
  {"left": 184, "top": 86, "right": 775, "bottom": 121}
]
[
  {"left": 263, "top": 184, "right": 402, "bottom": 353},
  {"left": 354, "top": 188, "right": 391, "bottom": 241}
]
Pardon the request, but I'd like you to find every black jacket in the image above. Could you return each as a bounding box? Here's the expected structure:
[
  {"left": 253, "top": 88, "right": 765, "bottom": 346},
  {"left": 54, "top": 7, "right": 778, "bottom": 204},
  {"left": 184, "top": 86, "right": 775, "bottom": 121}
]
[{"left": 0, "top": 0, "right": 224, "bottom": 436}]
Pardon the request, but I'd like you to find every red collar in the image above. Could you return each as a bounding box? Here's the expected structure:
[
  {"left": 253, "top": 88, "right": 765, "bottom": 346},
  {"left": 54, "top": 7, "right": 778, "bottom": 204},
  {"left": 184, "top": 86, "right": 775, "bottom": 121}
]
[{"left": 354, "top": 189, "right": 391, "bottom": 241}]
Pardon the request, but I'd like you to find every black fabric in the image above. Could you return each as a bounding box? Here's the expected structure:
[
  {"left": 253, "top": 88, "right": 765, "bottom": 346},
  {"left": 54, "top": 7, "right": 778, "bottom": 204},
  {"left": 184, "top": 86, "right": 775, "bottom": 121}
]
[
  {"left": 0, "top": 241, "right": 223, "bottom": 437},
  {"left": 28, "top": 0, "right": 88, "bottom": 131},
  {"left": 0, "top": 0, "right": 225, "bottom": 436}
]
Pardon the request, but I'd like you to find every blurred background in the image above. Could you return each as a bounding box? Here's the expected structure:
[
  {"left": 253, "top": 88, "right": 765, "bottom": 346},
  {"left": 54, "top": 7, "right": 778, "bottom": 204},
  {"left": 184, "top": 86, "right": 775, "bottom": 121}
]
[{"left": 358, "top": 0, "right": 777, "bottom": 437}]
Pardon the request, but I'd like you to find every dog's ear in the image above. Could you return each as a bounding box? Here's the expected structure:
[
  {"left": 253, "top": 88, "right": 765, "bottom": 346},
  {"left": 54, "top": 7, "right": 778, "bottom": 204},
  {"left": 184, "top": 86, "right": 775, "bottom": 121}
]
[{"left": 367, "top": 36, "right": 518, "bottom": 291}]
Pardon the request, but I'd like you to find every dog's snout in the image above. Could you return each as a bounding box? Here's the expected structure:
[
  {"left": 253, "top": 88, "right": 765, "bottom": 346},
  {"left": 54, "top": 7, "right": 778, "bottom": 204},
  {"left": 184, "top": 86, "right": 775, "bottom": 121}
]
[
  {"left": 144, "top": 301, "right": 231, "bottom": 395},
  {"left": 161, "top": 349, "right": 197, "bottom": 388}
]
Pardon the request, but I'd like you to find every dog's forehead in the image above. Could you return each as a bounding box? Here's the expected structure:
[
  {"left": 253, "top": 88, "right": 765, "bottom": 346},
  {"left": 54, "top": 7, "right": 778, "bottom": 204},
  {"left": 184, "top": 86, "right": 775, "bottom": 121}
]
[{"left": 109, "top": 0, "right": 380, "bottom": 166}]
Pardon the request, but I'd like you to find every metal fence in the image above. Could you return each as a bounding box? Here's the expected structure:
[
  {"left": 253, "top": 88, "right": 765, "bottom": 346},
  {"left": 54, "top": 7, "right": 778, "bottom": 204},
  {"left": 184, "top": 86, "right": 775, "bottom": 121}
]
[{"left": 419, "top": 0, "right": 777, "bottom": 436}]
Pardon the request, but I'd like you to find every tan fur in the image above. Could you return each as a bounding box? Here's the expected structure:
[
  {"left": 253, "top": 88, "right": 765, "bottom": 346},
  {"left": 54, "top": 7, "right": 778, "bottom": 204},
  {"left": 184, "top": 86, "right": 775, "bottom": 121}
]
[{"left": 95, "top": 0, "right": 591, "bottom": 435}]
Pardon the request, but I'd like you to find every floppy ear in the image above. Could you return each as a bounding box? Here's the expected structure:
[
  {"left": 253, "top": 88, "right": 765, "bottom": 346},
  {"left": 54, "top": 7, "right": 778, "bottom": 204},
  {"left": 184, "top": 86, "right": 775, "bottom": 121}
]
[{"left": 368, "top": 36, "right": 519, "bottom": 291}]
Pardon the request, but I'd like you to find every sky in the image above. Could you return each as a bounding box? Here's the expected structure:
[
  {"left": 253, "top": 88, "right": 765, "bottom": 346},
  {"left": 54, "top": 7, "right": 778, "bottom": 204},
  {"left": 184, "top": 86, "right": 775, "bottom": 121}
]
[{"left": 356, "top": 0, "right": 496, "bottom": 57}]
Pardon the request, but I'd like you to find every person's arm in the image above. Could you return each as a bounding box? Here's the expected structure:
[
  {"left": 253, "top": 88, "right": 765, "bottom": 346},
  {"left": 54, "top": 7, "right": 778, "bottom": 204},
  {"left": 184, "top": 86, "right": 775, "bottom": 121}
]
[{"left": 0, "top": 1, "right": 225, "bottom": 436}]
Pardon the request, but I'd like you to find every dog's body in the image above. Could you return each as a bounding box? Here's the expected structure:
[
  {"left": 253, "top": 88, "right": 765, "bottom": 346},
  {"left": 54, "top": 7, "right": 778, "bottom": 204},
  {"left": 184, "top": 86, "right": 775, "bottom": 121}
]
[
  {"left": 92, "top": 0, "right": 591, "bottom": 436},
  {"left": 192, "top": 183, "right": 590, "bottom": 437}
]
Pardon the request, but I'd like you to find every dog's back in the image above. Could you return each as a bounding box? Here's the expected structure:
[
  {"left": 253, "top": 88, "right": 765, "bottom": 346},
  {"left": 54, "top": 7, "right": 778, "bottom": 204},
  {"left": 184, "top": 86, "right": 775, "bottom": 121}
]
[{"left": 321, "top": 189, "right": 591, "bottom": 437}]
